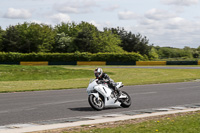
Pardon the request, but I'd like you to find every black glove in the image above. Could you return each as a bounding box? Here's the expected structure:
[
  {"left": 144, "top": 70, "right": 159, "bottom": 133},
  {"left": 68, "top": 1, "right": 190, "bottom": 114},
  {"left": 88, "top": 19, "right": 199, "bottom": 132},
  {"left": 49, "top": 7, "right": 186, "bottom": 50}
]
[{"left": 97, "top": 80, "right": 104, "bottom": 84}]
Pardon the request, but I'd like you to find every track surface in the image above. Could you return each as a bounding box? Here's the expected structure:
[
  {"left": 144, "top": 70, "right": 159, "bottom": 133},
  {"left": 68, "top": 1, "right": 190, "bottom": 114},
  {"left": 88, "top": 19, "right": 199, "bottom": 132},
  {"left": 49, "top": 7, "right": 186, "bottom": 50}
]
[{"left": 0, "top": 81, "right": 200, "bottom": 126}]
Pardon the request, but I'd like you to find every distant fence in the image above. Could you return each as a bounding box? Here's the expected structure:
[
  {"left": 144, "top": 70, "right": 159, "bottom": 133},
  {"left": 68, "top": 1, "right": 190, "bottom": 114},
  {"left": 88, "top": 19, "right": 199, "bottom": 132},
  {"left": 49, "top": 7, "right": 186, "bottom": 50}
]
[{"left": 0, "top": 61, "right": 200, "bottom": 65}]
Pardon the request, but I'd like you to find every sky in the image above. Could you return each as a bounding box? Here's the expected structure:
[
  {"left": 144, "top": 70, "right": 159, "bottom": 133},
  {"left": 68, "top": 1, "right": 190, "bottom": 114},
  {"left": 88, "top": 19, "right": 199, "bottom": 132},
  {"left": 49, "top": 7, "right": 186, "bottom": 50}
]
[{"left": 0, "top": 0, "right": 200, "bottom": 48}]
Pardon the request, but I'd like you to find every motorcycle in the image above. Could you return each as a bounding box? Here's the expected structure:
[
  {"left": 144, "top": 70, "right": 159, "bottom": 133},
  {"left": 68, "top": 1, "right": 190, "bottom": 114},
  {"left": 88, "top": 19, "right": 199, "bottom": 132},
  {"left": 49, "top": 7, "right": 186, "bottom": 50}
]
[{"left": 86, "top": 79, "right": 131, "bottom": 111}]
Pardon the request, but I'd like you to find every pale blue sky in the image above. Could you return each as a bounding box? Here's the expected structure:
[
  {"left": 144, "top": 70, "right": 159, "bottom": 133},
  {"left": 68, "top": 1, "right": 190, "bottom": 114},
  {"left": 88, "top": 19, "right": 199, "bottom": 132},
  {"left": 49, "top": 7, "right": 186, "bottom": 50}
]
[{"left": 0, "top": 0, "right": 200, "bottom": 48}]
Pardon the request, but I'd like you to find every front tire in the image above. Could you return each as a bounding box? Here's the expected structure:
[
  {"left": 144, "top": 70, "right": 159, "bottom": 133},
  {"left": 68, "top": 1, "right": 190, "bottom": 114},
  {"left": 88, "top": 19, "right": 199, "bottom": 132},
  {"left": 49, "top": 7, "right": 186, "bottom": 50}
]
[
  {"left": 120, "top": 91, "right": 131, "bottom": 108},
  {"left": 88, "top": 94, "right": 104, "bottom": 111}
]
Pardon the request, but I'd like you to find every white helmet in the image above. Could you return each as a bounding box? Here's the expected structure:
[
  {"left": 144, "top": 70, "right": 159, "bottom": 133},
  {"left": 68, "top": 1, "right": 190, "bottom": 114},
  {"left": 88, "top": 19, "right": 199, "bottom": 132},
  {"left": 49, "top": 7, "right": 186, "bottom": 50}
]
[{"left": 94, "top": 68, "right": 103, "bottom": 78}]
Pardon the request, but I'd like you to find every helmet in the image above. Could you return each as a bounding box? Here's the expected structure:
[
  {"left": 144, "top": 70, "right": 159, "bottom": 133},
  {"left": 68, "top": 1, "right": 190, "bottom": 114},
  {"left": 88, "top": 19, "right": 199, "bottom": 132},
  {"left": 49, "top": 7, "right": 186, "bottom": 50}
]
[{"left": 94, "top": 68, "right": 103, "bottom": 78}]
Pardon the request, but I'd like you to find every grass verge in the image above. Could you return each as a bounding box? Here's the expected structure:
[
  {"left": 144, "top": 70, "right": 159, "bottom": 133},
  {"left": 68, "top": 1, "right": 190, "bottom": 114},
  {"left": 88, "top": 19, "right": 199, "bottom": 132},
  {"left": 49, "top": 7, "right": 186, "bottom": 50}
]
[
  {"left": 31, "top": 111, "right": 200, "bottom": 133},
  {"left": 1, "top": 65, "right": 200, "bottom": 92},
  {"left": 68, "top": 111, "right": 200, "bottom": 133}
]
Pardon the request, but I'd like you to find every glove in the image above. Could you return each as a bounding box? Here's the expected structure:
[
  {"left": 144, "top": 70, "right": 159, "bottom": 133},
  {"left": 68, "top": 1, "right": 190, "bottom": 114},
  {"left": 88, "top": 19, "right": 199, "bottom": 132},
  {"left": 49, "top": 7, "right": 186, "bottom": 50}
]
[{"left": 97, "top": 80, "right": 104, "bottom": 84}]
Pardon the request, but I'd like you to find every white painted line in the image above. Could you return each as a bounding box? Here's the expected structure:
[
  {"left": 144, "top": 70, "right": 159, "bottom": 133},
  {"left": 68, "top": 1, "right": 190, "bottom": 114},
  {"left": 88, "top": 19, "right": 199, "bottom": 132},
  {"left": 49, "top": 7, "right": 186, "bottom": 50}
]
[
  {"left": 1, "top": 108, "right": 200, "bottom": 133},
  {"left": 155, "top": 108, "right": 174, "bottom": 111},
  {"left": 170, "top": 107, "right": 187, "bottom": 110}
]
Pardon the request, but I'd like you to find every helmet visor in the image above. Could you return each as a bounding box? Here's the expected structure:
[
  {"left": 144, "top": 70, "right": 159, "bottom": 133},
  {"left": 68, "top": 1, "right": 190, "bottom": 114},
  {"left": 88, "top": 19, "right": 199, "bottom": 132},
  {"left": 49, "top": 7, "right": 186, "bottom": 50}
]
[{"left": 95, "top": 73, "right": 100, "bottom": 77}]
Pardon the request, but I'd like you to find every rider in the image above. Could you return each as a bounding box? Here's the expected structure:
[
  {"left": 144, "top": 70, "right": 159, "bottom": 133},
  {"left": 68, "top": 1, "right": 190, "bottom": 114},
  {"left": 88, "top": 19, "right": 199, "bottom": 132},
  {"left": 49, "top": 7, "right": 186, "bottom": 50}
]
[{"left": 94, "top": 68, "right": 121, "bottom": 96}]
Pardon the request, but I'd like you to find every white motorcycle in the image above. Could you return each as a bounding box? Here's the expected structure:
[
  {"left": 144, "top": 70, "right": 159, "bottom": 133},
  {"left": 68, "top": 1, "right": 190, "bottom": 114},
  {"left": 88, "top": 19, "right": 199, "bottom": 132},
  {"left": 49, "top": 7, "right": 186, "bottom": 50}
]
[{"left": 86, "top": 79, "right": 131, "bottom": 111}]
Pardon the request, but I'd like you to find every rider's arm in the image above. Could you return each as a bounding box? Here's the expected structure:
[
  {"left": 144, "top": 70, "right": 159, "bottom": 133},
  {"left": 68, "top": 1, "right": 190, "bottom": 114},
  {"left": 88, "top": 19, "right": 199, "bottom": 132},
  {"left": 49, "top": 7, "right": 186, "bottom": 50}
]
[{"left": 103, "top": 73, "right": 112, "bottom": 83}]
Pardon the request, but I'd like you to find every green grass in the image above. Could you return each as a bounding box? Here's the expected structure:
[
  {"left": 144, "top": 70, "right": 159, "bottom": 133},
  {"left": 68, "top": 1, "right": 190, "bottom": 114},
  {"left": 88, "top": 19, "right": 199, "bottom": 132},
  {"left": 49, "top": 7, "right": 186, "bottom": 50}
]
[
  {"left": 0, "top": 65, "right": 93, "bottom": 81},
  {"left": 1, "top": 65, "right": 200, "bottom": 92},
  {"left": 68, "top": 112, "right": 200, "bottom": 133}
]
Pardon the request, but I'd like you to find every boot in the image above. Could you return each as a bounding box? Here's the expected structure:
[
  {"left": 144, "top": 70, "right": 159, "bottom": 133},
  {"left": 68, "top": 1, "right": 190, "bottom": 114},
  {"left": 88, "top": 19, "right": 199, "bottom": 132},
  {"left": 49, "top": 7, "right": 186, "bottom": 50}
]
[
  {"left": 114, "top": 87, "right": 121, "bottom": 103},
  {"left": 117, "top": 89, "right": 122, "bottom": 96}
]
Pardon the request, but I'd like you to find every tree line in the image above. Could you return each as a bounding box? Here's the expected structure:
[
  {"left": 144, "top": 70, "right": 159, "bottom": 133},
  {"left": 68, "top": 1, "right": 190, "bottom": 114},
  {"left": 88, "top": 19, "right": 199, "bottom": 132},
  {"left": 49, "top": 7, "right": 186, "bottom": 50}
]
[
  {"left": 0, "top": 21, "right": 200, "bottom": 60},
  {"left": 0, "top": 22, "right": 149, "bottom": 54},
  {"left": 150, "top": 46, "right": 200, "bottom": 60}
]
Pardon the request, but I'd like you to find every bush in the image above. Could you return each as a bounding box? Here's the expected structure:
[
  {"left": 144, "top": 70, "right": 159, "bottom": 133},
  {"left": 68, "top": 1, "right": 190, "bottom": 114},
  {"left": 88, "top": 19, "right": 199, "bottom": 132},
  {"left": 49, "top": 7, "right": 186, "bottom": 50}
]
[
  {"left": 91, "top": 52, "right": 144, "bottom": 61},
  {"left": 0, "top": 52, "right": 144, "bottom": 62}
]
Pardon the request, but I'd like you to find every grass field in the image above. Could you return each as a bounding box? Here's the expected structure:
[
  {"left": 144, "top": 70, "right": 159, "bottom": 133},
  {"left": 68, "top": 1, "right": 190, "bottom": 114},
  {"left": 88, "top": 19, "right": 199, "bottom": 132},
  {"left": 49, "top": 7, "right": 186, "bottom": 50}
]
[
  {"left": 1, "top": 65, "right": 200, "bottom": 92},
  {"left": 0, "top": 65, "right": 93, "bottom": 81},
  {"left": 65, "top": 111, "right": 200, "bottom": 133}
]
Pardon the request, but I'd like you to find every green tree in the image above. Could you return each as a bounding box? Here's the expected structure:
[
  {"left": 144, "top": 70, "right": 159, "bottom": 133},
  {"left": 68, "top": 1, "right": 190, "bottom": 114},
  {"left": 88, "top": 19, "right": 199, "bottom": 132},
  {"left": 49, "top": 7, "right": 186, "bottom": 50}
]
[
  {"left": 2, "top": 25, "right": 21, "bottom": 52},
  {"left": 72, "top": 22, "right": 98, "bottom": 52},
  {"left": 148, "top": 47, "right": 159, "bottom": 60},
  {"left": 193, "top": 46, "right": 200, "bottom": 58},
  {"left": 73, "top": 22, "right": 124, "bottom": 53},
  {"left": 53, "top": 32, "right": 72, "bottom": 52},
  {"left": 157, "top": 47, "right": 193, "bottom": 59},
  {"left": 25, "top": 23, "right": 56, "bottom": 52},
  {"left": 2, "top": 22, "right": 56, "bottom": 53},
  {"left": 182, "top": 46, "right": 193, "bottom": 58},
  {"left": 55, "top": 22, "right": 79, "bottom": 37},
  {"left": 55, "top": 22, "right": 124, "bottom": 53},
  {"left": 105, "top": 27, "right": 151, "bottom": 55},
  {"left": 0, "top": 27, "right": 5, "bottom": 51},
  {"left": 197, "top": 46, "right": 200, "bottom": 51},
  {"left": 91, "top": 30, "right": 124, "bottom": 53}
]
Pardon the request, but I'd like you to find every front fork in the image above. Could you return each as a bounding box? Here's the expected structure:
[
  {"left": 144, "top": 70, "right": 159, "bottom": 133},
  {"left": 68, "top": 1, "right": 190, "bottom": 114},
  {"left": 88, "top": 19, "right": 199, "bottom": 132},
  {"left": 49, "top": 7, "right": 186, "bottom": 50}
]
[
  {"left": 90, "top": 93, "right": 103, "bottom": 106},
  {"left": 90, "top": 93, "right": 99, "bottom": 99}
]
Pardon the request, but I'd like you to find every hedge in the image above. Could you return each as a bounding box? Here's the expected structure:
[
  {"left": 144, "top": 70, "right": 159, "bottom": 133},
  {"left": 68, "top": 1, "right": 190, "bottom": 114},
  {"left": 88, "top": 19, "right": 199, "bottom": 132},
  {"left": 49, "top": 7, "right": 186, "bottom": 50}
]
[
  {"left": 166, "top": 61, "right": 198, "bottom": 65},
  {"left": 0, "top": 52, "right": 144, "bottom": 62}
]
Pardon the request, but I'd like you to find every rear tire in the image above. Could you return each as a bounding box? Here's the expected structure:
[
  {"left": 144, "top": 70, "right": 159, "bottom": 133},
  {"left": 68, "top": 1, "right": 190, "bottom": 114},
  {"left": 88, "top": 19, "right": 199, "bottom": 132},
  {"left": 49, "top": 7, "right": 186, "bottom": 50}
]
[
  {"left": 88, "top": 94, "right": 104, "bottom": 111},
  {"left": 120, "top": 91, "right": 131, "bottom": 108}
]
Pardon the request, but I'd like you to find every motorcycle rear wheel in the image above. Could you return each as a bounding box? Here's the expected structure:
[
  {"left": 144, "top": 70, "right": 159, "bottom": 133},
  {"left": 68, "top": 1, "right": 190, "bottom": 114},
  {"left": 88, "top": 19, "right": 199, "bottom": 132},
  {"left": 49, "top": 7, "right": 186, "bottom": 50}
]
[
  {"left": 88, "top": 94, "right": 104, "bottom": 111},
  {"left": 120, "top": 91, "right": 131, "bottom": 108}
]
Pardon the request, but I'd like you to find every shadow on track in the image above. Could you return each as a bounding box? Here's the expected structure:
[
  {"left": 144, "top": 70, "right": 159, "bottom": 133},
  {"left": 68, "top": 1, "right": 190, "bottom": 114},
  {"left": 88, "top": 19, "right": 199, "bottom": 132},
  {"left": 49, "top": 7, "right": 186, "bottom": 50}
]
[
  {"left": 69, "top": 106, "right": 121, "bottom": 112},
  {"left": 69, "top": 107, "right": 94, "bottom": 112}
]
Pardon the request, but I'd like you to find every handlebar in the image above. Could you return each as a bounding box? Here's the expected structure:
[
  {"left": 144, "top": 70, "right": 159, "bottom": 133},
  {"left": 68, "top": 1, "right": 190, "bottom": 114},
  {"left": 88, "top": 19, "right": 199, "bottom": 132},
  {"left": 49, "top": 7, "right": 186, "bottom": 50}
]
[{"left": 96, "top": 80, "right": 109, "bottom": 84}]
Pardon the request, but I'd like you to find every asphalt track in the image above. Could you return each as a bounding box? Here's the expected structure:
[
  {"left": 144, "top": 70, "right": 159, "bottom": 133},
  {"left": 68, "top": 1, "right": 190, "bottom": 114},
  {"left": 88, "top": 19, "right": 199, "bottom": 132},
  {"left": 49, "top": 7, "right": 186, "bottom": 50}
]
[{"left": 0, "top": 80, "right": 200, "bottom": 126}]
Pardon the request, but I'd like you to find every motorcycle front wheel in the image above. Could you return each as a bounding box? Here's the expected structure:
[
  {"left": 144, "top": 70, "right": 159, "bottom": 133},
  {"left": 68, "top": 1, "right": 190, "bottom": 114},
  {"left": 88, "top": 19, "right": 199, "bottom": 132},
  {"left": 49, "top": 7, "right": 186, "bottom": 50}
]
[
  {"left": 120, "top": 91, "right": 131, "bottom": 108},
  {"left": 88, "top": 94, "right": 104, "bottom": 111}
]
